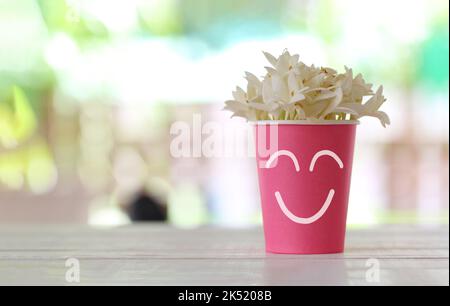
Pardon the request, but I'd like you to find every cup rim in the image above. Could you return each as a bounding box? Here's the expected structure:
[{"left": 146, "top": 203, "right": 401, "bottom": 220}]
[{"left": 250, "top": 120, "right": 360, "bottom": 126}]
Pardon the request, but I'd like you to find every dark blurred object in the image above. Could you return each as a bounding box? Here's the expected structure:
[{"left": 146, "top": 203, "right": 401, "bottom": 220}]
[{"left": 128, "top": 191, "right": 167, "bottom": 222}]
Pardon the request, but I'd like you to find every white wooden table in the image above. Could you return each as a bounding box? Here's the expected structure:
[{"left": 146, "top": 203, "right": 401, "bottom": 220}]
[{"left": 0, "top": 225, "right": 448, "bottom": 286}]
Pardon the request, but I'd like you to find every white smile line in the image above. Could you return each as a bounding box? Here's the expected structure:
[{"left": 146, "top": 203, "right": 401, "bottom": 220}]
[{"left": 274, "top": 189, "right": 335, "bottom": 224}]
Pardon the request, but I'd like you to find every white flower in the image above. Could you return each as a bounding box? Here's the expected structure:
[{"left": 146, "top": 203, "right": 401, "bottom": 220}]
[
  {"left": 335, "top": 86, "right": 390, "bottom": 127},
  {"left": 224, "top": 87, "right": 251, "bottom": 119},
  {"left": 224, "top": 50, "right": 390, "bottom": 126},
  {"left": 264, "top": 50, "right": 299, "bottom": 76}
]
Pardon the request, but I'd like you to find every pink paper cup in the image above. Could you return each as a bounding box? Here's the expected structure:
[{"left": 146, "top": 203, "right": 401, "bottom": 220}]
[{"left": 255, "top": 121, "right": 358, "bottom": 254}]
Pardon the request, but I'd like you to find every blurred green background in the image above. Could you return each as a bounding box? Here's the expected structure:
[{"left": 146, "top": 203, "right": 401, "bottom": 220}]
[{"left": 0, "top": 0, "right": 448, "bottom": 227}]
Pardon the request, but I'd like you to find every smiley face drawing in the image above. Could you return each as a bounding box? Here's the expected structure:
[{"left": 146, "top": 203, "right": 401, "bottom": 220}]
[{"left": 264, "top": 149, "right": 344, "bottom": 225}]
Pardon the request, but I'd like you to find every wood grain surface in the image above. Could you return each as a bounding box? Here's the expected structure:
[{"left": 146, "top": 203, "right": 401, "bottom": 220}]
[{"left": 0, "top": 224, "right": 448, "bottom": 286}]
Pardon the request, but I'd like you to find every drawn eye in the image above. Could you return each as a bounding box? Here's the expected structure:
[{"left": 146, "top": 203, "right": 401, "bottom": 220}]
[
  {"left": 309, "top": 150, "right": 344, "bottom": 172},
  {"left": 265, "top": 150, "right": 300, "bottom": 172}
]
